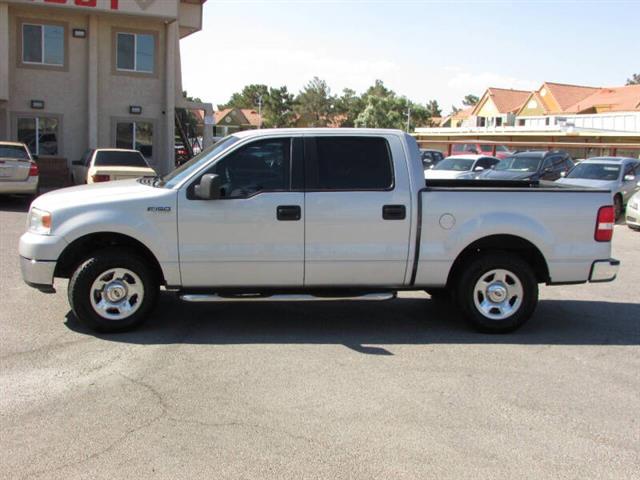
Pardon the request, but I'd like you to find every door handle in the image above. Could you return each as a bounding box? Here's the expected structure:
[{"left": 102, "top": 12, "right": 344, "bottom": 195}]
[
  {"left": 277, "top": 205, "right": 301, "bottom": 221},
  {"left": 382, "top": 204, "right": 406, "bottom": 220}
]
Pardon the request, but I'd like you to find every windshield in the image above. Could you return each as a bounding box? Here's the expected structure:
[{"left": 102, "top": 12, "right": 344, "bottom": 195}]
[
  {"left": 566, "top": 163, "right": 621, "bottom": 181},
  {"left": 0, "top": 145, "right": 30, "bottom": 160},
  {"left": 95, "top": 151, "right": 148, "bottom": 167},
  {"left": 161, "top": 135, "right": 241, "bottom": 188},
  {"left": 434, "top": 157, "right": 475, "bottom": 171},
  {"left": 495, "top": 156, "right": 541, "bottom": 173}
]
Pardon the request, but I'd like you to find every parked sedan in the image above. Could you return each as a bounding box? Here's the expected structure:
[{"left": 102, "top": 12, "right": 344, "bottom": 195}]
[
  {"left": 557, "top": 157, "right": 640, "bottom": 220},
  {"left": 0, "top": 141, "right": 39, "bottom": 198},
  {"left": 72, "top": 148, "right": 156, "bottom": 184},
  {"left": 424, "top": 155, "right": 500, "bottom": 179},
  {"left": 626, "top": 190, "right": 640, "bottom": 231},
  {"left": 472, "top": 151, "right": 574, "bottom": 182}
]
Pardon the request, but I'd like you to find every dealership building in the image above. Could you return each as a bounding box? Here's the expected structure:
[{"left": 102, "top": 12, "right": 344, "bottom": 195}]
[{"left": 0, "top": 0, "right": 211, "bottom": 183}]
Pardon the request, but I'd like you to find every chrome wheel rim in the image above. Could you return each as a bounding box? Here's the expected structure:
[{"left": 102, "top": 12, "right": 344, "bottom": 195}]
[
  {"left": 90, "top": 268, "right": 144, "bottom": 320},
  {"left": 473, "top": 268, "right": 523, "bottom": 320}
]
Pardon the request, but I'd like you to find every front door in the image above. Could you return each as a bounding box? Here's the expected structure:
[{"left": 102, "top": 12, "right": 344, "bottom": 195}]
[
  {"left": 177, "top": 136, "right": 304, "bottom": 288},
  {"left": 303, "top": 135, "right": 412, "bottom": 287}
]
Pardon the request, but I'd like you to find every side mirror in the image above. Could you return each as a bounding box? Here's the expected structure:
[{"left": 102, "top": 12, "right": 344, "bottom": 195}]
[
  {"left": 194, "top": 173, "right": 222, "bottom": 200},
  {"left": 560, "top": 171, "right": 566, "bottom": 178},
  {"left": 474, "top": 166, "right": 484, "bottom": 172},
  {"left": 624, "top": 174, "right": 635, "bottom": 182},
  {"left": 429, "top": 164, "right": 435, "bottom": 169},
  {"left": 72, "top": 160, "right": 83, "bottom": 166}
]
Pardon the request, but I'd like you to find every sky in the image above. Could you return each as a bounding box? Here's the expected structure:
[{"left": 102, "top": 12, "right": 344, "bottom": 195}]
[{"left": 180, "top": 0, "right": 640, "bottom": 114}]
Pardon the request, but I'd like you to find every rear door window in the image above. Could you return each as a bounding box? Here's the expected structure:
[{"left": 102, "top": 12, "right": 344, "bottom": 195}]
[
  {"left": 307, "top": 137, "right": 393, "bottom": 190},
  {"left": 94, "top": 151, "right": 148, "bottom": 167},
  {"left": 0, "top": 145, "right": 30, "bottom": 160}
]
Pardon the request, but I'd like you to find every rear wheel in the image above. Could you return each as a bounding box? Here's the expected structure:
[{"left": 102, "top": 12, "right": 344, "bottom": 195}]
[
  {"left": 456, "top": 252, "right": 538, "bottom": 333},
  {"left": 68, "top": 248, "right": 159, "bottom": 332}
]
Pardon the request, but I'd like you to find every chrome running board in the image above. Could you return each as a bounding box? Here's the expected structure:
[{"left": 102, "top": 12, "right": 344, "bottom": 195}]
[{"left": 180, "top": 292, "right": 396, "bottom": 303}]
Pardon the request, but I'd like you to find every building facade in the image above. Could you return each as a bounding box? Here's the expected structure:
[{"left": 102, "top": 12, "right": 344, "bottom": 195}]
[{"left": 0, "top": 0, "right": 210, "bottom": 179}]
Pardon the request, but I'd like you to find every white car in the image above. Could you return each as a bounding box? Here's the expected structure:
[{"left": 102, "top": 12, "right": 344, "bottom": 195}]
[
  {"left": 424, "top": 154, "right": 500, "bottom": 179},
  {"left": 626, "top": 190, "right": 640, "bottom": 231},
  {"left": 0, "top": 141, "right": 39, "bottom": 197},
  {"left": 557, "top": 157, "right": 640, "bottom": 220},
  {"left": 71, "top": 148, "right": 156, "bottom": 185}
]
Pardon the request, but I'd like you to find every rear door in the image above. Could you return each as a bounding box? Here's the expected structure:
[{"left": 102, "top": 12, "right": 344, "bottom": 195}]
[
  {"left": 303, "top": 134, "right": 412, "bottom": 287},
  {"left": 0, "top": 144, "right": 31, "bottom": 182}
]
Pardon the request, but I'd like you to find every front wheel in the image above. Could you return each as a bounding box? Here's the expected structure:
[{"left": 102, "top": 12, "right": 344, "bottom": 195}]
[
  {"left": 68, "top": 248, "right": 159, "bottom": 332},
  {"left": 456, "top": 252, "right": 538, "bottom": 333}
]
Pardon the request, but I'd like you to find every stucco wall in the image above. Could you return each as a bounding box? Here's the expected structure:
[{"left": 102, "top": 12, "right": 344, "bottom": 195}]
[
  {"left": 5, "top": 2, "right": 172, "bottom": 171},
  {"left": 8, "top": 4, "right": 89, "bottom": 162}
]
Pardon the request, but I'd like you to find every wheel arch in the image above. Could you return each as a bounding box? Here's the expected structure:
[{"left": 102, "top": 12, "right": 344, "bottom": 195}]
[
  {"left": 446, "top": 234, "right": 550, "bottom": 288},
  {"left": 54, "top": 232, "right": 166, "bottom": 285}
]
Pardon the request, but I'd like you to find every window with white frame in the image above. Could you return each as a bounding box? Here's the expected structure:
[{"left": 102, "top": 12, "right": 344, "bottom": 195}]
[
  {"left": 116, "top": 121, "right": 153, "bottom": 161},
  {"left": 22, "top": 23, "right": 64, "bottom": 66},
  {"left": 17, "top": 116, "right": 60, "bottom": 156},
  {"left": 116, "top": 32, "right": 154, "bottom": 73}
]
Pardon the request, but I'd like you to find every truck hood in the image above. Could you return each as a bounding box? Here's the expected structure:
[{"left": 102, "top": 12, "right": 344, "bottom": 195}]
[
  {"left": 32, "top": 178, "right": 169, "bottom": 211},
  {"left": 556, "top": 178, "right": 617, "bottom": 191}
]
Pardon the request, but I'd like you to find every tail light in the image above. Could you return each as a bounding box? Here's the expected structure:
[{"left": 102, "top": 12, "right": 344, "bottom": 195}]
[
  {"left": 28, "top": 161, "right": 39, "bottom": 176},
  {"left": 91, "top": 174, "right": 110, "bottom": 183},
  {"left": 595, "top": 206, "right": 614, "bottom": 242}
]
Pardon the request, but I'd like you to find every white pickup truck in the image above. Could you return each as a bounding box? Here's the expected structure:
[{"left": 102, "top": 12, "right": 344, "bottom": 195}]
[{"left": 19, "top": 129, "right": 619, "bottom": 333}]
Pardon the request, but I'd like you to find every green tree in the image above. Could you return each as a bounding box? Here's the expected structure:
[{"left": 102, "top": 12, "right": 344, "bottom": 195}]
[
  {"left": 263, "top": 86, "right": 296, "bottom": 128},
  {"left": 626, "top": 73, "right": 640, "bottom": 85},
  {"left": 295, "top": 77, "right": 336, "bottom": 127},
  {"left": 462, "top": 94, "right": 479, "bottom": 106},
  {"left": 425, "top": 99, "right": 442, "bottom": 118},
  {"left": 218, "top": 84, "right": 269, "bottom": 110},
  {"left": 355, "top": 95, "right": 404, "bottom": 129},
  {"left": 334, "top": 88, "right": 365, "bottom": 127}
]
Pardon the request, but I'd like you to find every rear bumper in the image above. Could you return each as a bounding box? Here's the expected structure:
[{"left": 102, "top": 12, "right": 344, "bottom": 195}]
[
  {"left": 0, "top": 177, "right": 38, "bottom": 194},
  {"left": 20, "top": 256, "right": 56, "bottom": 292},
  {"left": 589, "top": 258, "right": 620, "bottom": 283}
]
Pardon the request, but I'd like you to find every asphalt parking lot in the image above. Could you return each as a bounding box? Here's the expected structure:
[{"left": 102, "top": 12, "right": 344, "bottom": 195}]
[{"left": 1, "top": 195, "right": 639, "bottom": 480}]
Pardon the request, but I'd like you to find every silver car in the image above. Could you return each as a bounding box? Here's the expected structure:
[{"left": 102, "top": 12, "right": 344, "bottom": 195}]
[
  {"left": 557, "top": 157, "right": 640, "bottom": 220},
  {"left": 0, "top": 141, "right": 39, "bottom": 197}
]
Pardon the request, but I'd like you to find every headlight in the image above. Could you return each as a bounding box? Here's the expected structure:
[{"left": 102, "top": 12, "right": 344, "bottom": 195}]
[{"left": 28, "top": 207, "right": 52, "bottom": 235}]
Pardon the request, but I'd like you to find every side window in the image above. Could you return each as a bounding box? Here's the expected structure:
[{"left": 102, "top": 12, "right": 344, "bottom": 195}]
[
  {"left": 542, "top": 156, "right": 555, "bottom": 171},
  {"left": 480, "top": 145, "right": 493, "bottom": 153},
  {"left": 552, "top": 156, "right": 565, "bottom": 169},
  {"left": 211, "top": 138, "right": 291, "bottom": 198},
  {"left": 309, "top": 137, "right": 393, "bottom": 190},
  {"left": 82, "top": 149, "right": 94, "bottom": 166}
]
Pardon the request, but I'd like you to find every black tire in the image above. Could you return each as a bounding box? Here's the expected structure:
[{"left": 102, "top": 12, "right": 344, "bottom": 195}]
[
  {"left": 425, "top": 288, "right": 451, "bottom": 302},
  {"left": 68, "top": 248, "right": 159, "bottom": 332},
  {"left": 455, "top": 252, "right": 538, "bottom": 333},
  {"left": 614, "top": 195, "right": 623, "bottom": 222}
]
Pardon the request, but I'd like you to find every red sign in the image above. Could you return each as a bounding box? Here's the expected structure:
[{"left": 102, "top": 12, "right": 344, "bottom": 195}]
[{"left": 40, "top": 0, "right": 119, "bottom": 10}]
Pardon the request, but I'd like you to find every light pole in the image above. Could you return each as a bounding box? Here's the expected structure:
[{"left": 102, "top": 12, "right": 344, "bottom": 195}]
[
  {"left": 257, "top": 95, "right": 263, "bottom": 129},
  {"left": 406, "top": 105, "right": 411, "bottom": 132}
]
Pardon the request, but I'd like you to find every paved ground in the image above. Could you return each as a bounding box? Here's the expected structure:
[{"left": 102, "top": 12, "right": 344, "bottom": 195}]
[{"left": 1, "top": 195, "right": 638, "bottom": 480}]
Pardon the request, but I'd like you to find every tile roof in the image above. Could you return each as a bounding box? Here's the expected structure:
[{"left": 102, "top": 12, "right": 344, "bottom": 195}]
[
  {"left": 564, "top": 84, "right": 640, "bottom": 113},
  {"left": 485, "top": 88, "right": 530, "bottom": 113},
  {"left": 542, "top": 82, "right": 600, "bottom": 111},
  {"left": 214, "top": 108, "right": 262, "bottom": 126}
]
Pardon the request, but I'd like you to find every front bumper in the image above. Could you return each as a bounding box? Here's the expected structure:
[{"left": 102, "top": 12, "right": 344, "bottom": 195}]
[
  {"left": 20, "top": 256, "right": 56, "bottom": 292},
  {"left": 589, "top": 258, "right": 620, "bottom": 283}
]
